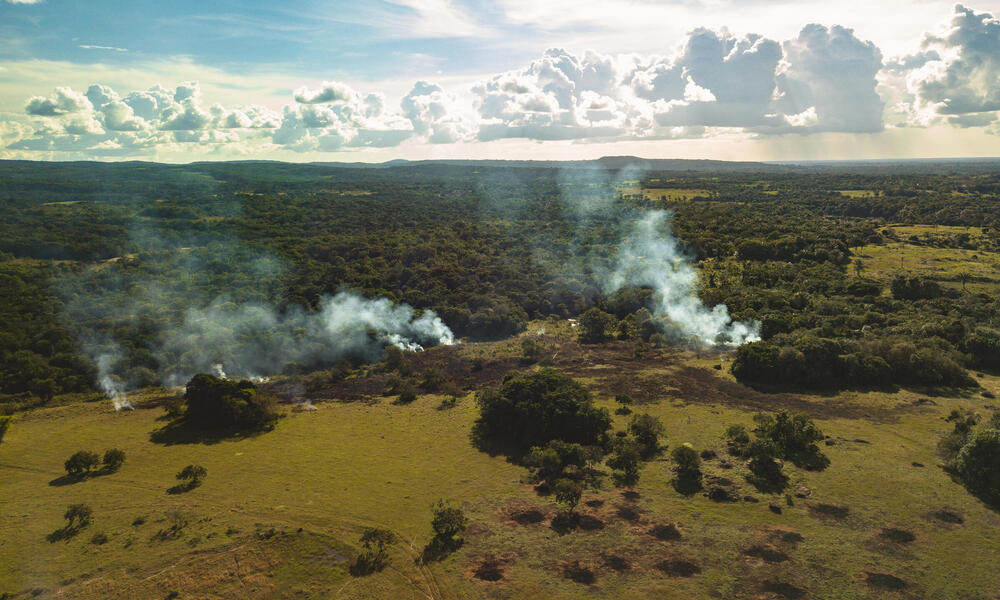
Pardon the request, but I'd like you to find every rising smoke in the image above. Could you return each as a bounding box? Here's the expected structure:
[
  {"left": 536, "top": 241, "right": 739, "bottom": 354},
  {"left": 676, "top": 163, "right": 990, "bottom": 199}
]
[
  {"left": 58, "top": 232, "right": 454, "bottom": 409},
  {"left": 550, "top": 164, "right": 759, "bottom": 347},
  {"left": 603, "top": 210, "right": 760, "bottom": 346},
  {"left": 159, "top": 291, "right": 453, "bottom": 386},
  {"left": 97, "top": 353, "right": 133, "bottom": 411}
]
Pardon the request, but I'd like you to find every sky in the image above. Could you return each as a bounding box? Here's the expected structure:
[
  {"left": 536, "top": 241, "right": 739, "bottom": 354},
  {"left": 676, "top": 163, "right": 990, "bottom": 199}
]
[{"left": 1, "top": 0, "right": 999, "bottom": 162}]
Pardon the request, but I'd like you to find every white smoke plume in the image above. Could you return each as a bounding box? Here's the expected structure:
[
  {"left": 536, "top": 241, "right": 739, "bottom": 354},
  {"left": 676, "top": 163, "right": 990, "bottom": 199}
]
[
  {"left": 97, "top": 353, "right": 133, "bottom": 411},
  {"left": 160, "top": 290, "right": 454, "bottom": 386},
  {"left": 603, "top": 210, "right": 760, "bottom": 347}
]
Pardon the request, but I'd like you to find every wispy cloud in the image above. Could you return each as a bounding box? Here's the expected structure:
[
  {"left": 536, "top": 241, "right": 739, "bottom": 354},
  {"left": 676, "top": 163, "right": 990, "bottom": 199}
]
[{"left": 79, "top": 44, "right": 128, "bottom": 52}]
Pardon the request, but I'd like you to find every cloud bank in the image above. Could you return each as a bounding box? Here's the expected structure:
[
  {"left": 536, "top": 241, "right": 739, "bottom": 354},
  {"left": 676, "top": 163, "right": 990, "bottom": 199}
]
[{"left": 3, "top": 4, "right": 998, "bottom": 159}]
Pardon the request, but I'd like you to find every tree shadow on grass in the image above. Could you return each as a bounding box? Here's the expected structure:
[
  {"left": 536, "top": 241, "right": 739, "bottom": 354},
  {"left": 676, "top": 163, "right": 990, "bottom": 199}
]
[
  {"left": 419, "top": 536, "right": 463, "bottom": 563},
  {"left": 746, "top": 470, "right": 789, "bottom": 494},
  {"left": 149, "top": 419, "right": 270, "bottom": 446},
  {"left": 46, "top": 525, "right": 82, "bottom": 543},
  {"left": 671, "top": 473, "right": 703, "bottom": 497},
  {"left": 166, "top": 481, "right": 201, "bottom": 495},
  {"left": 48, "top": 474, "right": 85, "bottom": 487}
]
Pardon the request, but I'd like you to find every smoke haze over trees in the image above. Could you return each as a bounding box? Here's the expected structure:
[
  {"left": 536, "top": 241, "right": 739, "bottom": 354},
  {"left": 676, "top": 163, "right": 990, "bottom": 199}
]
[{"left": 1, "top": 159, "right": 999, "bottom": 410}]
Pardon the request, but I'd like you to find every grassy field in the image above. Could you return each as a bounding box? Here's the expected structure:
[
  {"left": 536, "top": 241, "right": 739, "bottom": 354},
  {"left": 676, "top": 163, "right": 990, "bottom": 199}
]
[
  {"left": 619, "top": 187, "right": 711, "bottom": 202},
  {"left": 854, "top": 225, "right": 1000, "bottom": 293},
  {"left": 3, "top": 328, "right": 1000, "bottom": 599}
]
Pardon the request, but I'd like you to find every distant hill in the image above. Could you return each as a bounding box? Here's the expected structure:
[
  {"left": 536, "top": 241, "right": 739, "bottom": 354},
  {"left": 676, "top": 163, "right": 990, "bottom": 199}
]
[{"left": 308, "top": 155, "right": 787, "bottom": 172}]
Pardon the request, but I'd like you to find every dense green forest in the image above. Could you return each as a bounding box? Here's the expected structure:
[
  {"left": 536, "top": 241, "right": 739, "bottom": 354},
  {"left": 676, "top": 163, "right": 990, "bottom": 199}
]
[{"left": 2, "top": 158, "right": 1000, "bottom": 411}]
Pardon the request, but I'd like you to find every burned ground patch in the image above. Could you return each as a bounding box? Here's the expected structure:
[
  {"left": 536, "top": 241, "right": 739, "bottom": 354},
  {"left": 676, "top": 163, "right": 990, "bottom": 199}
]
[
  {"left": 930, "top": 509, "right": 964, "bottom": 524},
  {"left": 744, "top": 544, "right": 790, "bottom": 563},
  {"left": 768, "top": 529, "right": 805, "bottom": 545},
  {"left": 879, "top": 528, "right": 916, "bottom": 544},
  {"left": 500, "top": 501, "right": 547, "bottom": 526},
  {"left": 649, "top": 523, "right": 682, "bottom": 541},
  {"left": 654, "top": 559, "right": 701, "bottom": 577},
  {"left": 865, "top": 572, "right": 908, "bottom": 590},
  {"left": 470, "top": 555, "right": 512, "bottom": 582},
  {"left": 560, "top": 559, "right": 597, "bottom": 584},
  {"left": 616, "top": 504, "right": 641, "bottom": 523},
  {"left": 601, "top": 553, "right": 631, "bottom": 572},
  {"left": 610, "top": 365, "right": 924, "bottom": 423},
  {"left": 807, "top": 503, "right": 850, "bottom": 520},
  {"left": 761, "top": 580, "right": 807, "bottom": 599}
]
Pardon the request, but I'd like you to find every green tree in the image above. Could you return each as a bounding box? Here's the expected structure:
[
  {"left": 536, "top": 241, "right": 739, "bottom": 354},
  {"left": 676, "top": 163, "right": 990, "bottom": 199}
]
[
  {"left": 671, "top": 444, "right": 701, "bottom": 476},
  {"left": 430, "top": 500, "right": 468, "bottom": 544},
  {"left": 578, "top": 307, "right": 616, "bottom": 343},
  {"left": 64, "top": 450, "right": 100, "bottom": 478},
  {"left": 352, "top": 527, "right": 395, "bottom": 575},
  {"left": 102, "top": 448, "right": 125, "bottom": 472},
  {"left": 607, "top": 437, "right": 641, "bottom": 487},
  {"left": 956, "top": 428, "right": 1000, "bottom": 505},
  {"left": 552, "top": 478, "right": 583, "bottom": 514},
  {"left": 628, "top": 413, "right": 666, "bottom": 458},
  {"left": 472, "top": 369, "right": 611, "bottom": 455},
  {"left": 183, "top": 373, "right": 277, "bottom": 431}
]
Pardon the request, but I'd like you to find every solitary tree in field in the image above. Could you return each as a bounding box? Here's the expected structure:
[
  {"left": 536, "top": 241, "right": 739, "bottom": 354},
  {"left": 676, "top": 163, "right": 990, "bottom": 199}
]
[
  {"left": 430, "top": 500, "right": 468, "bottom": 545},
  {"left": 421, "top": 500, "right": 468, "bottom": 562},
  {"left": 102, "top": 448, "right": 125, "bottom": 472},
  {"left": 65, "top": 450, "right": 100, "bottom": 478},
  {"left": 352, "top": 527, "right": 395, "bottom": 575}
]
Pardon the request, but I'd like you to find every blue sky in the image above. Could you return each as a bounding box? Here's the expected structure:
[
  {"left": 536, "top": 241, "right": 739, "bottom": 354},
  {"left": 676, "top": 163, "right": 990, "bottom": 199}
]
[{"left": 1, "top": 0, "right": 999, "bottom": 161}]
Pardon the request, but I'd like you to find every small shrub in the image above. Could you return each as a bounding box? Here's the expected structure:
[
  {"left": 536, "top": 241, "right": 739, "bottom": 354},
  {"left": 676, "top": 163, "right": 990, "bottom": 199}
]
[
  {"left": 172, "top": 465, "right": 206, "bottom": 492},
  {"left": 0, "top": 415, "right": 12, "bottom": 444},
  {"left": 91, "top": 532, "right": 108, "bottom": 545},
  {"left": 64, "top": 503, "right": 93, "bottom": 530},
  {"left": 396, "top": 381, "right": 418, "bottom": 404}
]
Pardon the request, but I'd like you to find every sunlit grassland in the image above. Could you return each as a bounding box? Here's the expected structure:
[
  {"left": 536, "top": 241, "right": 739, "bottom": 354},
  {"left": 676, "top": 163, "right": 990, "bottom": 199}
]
[
  {"left": 853, "top": 238, "right": 1000, "bottom": 294},
  {"left": 3, "top": 345, "right": 1000, "bottom": 599},
  {"left": 619, "top": 187, "right": 711, "bottom": 202}
]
